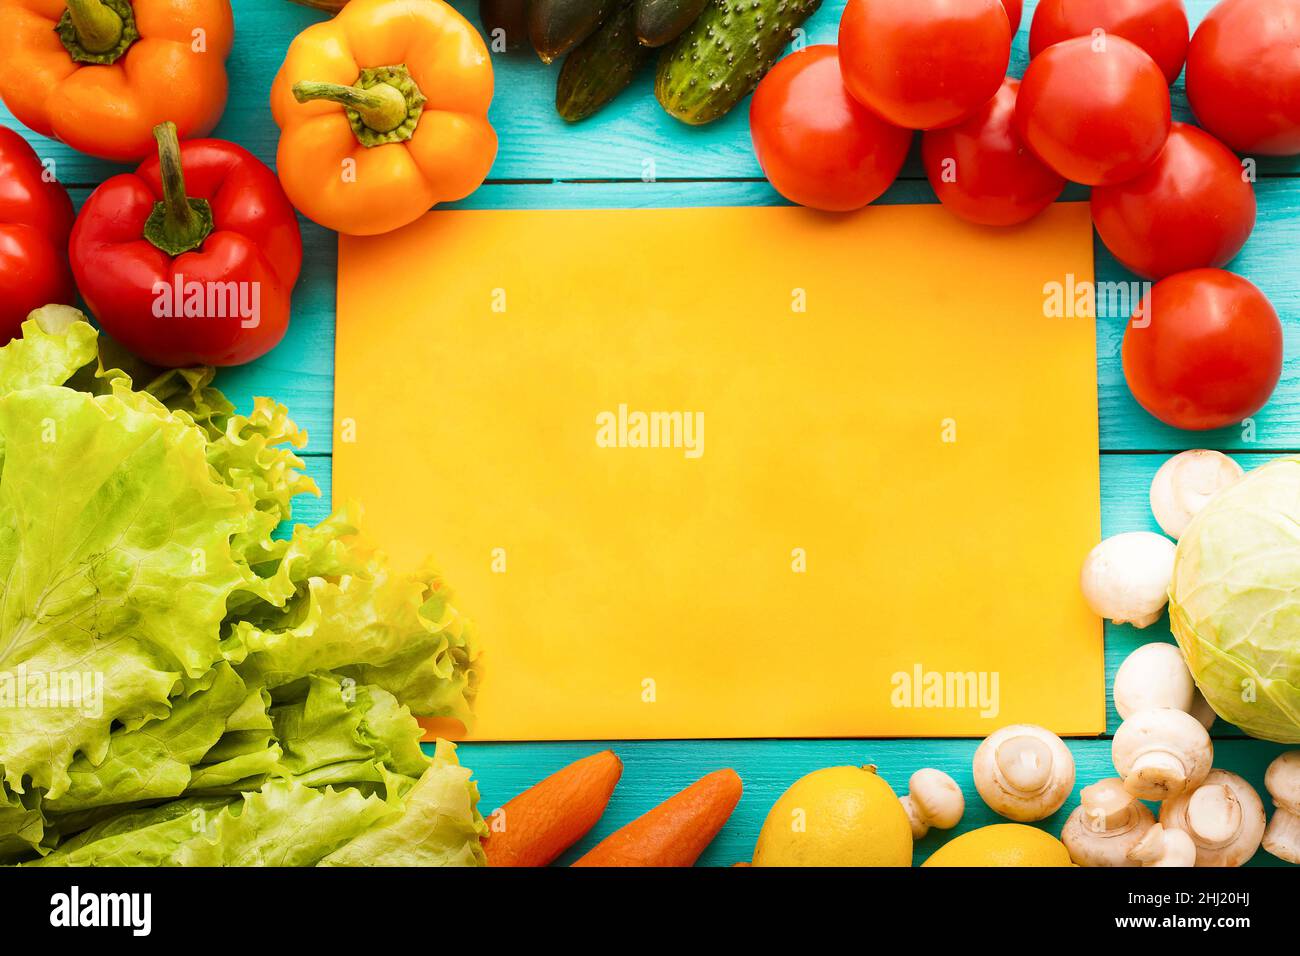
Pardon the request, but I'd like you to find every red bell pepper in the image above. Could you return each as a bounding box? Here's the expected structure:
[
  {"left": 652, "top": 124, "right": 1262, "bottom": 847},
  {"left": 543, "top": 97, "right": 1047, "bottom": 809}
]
[
  {"left": 0, "top": 125, "right": 75, "bottom": 343},
  {"left": 70, "top": 122, "right": 302, "bottom": 368}
]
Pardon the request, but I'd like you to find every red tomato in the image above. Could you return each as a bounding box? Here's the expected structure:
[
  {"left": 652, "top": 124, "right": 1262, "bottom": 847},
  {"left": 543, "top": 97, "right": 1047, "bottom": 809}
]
[
  {"left": 750, "top": 46, "right": 913, "bottom": 211},
  {"left": 1029, "top": 0, "right": 1190, "bottom": 84},
  {"left": 1186, "top": 0, "right": 1300, "bottom": 155},
  {"left": 1092, "top": 123, "right": 1256, "bottom": 278},
  {"left": 0, "top": 126, "right": 75, "bottom": 342},
  {"left": 1015, "top": 35, "right": 1171, "bottom": 185},
  {"left": 1003, "top": 0, "right": 1024, "bottom": 31},
  {"left": 837, "top": 0, "right": 1012, "bottom": 130},
  {"left": 1123, "top": 269, "right": 1283, "bottom": 430},
  {"left": 921, "top": 78, "right": 1065, "bottom": 226}
]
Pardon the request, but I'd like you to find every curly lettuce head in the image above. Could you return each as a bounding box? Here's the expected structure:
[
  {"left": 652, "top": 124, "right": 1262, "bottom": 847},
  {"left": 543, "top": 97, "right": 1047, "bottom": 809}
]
[
  {"left": 1170, "top": 456, "right": 1300, "bottom": 742},
  {"left": 0, "top": 311, "right": 481, "bottom": 864}
]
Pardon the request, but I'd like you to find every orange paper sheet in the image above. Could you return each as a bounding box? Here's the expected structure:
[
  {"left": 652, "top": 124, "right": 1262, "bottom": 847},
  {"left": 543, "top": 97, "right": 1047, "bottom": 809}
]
[{"left": 335, "top": 204, "right": 1103, "bottom": 740}]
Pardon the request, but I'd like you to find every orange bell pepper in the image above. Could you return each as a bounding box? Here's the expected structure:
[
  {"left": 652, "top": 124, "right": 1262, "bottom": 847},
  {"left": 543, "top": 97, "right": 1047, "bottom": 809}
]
[
  {"left": 0, "top": 0, "right": 233, "bottom": 162},
  {"left": 270, "top": 0, "right": 497, "bottom": 236}
]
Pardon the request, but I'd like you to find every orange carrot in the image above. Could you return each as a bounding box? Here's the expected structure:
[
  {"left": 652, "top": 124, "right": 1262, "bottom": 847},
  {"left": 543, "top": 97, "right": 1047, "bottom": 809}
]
[
  {"left": 571, "top": 768, "right": 743, "bottom": 867},
  {"left": 482, "top": 750, "right": 623, "bottom": 867}
]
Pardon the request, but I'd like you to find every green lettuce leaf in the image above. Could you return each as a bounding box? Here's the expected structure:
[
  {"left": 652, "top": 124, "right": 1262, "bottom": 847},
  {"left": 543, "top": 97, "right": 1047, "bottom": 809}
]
[
  {"left": 0, "top": 784, "right": 47, "bottom": 863},
  {"left": 0, "top": 313, "right": 482, "bottom": 864},
  {"left": 271, "top": 673, "right": 429, "bottom": 788},
  {"left": 227, "top": 511, "right": 361, "bottom": 623},
  {"left": 321, "top": 741, "right": 487, "bottom": 867},
  {"left": 226, "top": 564, "right": 477, "bottom": 722},
  {"left": 0, "top": 312, "right": 97, "bottom": 397},
  {"left": 36, "top": 784, "right": 394, "bottom": 867},
  {"left": 185, "top": 738, "right": 284, "bottom": 794},
  {"left": 46, "top": 664, "right": 250, "bottom": 813},
  {"left": 182, "top": 686, "right": 283, "bottom": 793},
  {"left": 338, "top": 579, "right": 478, "bottom": 718},
  {"left": 38, "top": 745, "right": 487, "bottom": 867},
  {"left": 174, "top": 782, "right": 396, "bottom": 866},
  {"left": 32, "top": 796, "right": 237, "bottom": 867},
  {"left": 0, "top": 386, "right": 249, "bottom": 799},
  {"left": 206, "top": 397, "right": 319, "bottom": 562}
]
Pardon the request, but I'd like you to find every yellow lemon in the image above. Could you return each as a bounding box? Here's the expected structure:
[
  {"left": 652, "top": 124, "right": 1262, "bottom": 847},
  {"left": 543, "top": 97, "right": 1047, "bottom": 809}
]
[
  {"left": 752, "top": 766, "right": 912, "bottom": 867},
  {"left": 922, "top": 824, "right": 1073, "bottom": 867}
]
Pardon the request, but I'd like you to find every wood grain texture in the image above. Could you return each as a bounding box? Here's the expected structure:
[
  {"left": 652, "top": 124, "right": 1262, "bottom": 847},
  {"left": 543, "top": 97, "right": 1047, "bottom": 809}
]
[
  {"left": 7, "top": 1, "right": 1298, "bottom": 185},
  {"left": 455, "top": 738, "right": 1288, "bottom": 867},
  {"left": 4, "top": 0, "right": 1297, "bottom": 867}
]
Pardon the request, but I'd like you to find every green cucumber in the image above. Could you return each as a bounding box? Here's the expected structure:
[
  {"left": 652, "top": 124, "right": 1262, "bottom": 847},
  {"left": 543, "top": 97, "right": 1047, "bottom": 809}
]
[
  {"left": 529, "top": 0, "right": 616, "bottom": 64},
  {"left": 557, "top": 3, "right": 653, "bottom": 122},
  {"left": 634, "top": 0, "right": 708, "bottom": 47},
  {"left": 480, "top": 0, "right": 531, "bottom": 52},
  {"left": 655, "top": 0, "right": 822, "bottom": 125}
]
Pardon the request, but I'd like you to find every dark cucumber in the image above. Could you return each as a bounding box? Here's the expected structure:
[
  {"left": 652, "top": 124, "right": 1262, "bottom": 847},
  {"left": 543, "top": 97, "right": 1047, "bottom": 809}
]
[
  {"left": 557, "top": 2, "right": 653, "bottom": 122},
  {"left": 635, "top": 0, "right": 708, "bottom": 47},
  {"left": 480, "top": 0, "right": 531, "bottom": 53},
  {"left": 529, "top": 0, "right": 616, "bottom": 63},
  {"left": 656, "top": 0, "right": 822, "bottom": 125}
]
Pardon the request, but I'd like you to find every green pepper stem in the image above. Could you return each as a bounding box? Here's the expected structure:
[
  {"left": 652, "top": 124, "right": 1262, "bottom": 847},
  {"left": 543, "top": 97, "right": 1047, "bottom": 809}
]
[
  {"left": 143, "top": 122, "right": 214, "bottom": 257},
  {"left": 292, "top": 80, "right": 409, "bottom": 134},
  {"left": 156, "top": 123, "right": 198, "bottom": 237},
  {"left": 64, "top": 0, "right": 123, "bottom": 54}
]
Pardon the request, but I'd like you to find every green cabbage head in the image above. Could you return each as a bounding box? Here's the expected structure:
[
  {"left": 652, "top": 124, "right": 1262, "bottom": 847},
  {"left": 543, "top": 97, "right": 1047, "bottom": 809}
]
[{"left": 1170, "top": 456, "right": 1300, "bottom": 742}]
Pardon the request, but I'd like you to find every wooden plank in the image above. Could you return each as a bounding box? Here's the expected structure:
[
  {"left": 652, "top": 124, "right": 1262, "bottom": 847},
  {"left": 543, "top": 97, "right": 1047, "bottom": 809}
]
[
  {"left": 458, "top": 0, "right": 1300, "bottom": 183},
  {"left": 4, "top": 1, "right": 1297, "bottom": 185},
  {"left": 195, "top": 177, "right": 1299, "bottom": 456},
  {"left": 294, "top": 451, "right": 1285, "bottom": 740},
  {"left": 451, "top": 736, "right": 1289, "bottom": 866},
  {"left": 1098, "top": 452, "right": 1275, "bottom": 737},
  {"left": 9, "top": 0, "right": 1296, "bottom": 870},
  {"left": 216, "top": 216, "right": 338, "bottom": 447}
]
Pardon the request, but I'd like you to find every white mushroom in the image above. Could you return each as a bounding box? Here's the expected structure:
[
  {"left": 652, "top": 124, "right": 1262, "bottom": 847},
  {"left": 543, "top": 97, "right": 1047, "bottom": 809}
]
[
  {"left": 973, "top": 724, "right": 1075, "bottom": 822},
  {"left": 1060, "top": 777, "right": 1155, "bottom": 866},
  {"left": 1112, "top": 708, "right": 1213, "bottom": 801},
  {"left": 1189, "top": 688, "right": 1218, "bottom": 731},
  {"left": 1160, "top": 770, "right": 1266, "bottom": 867},
  {"left": 1262, "top": 751, "right": 1300, "bottom": 864},
  {"left": 1080, "top": 532, "right": 1176, "bottom": 628},
  {"left": 1149, "top": 450, "right": 1243, "bottom": 540},
  {"left": 1113, "top": 643, "right": 1195, "bottom": 719},
  {"left": 899, "top": 768, "right": 965, "bottom": 839},
  {"left": 1114, "top": 643, "right": 1218, "bottom": 730},
  {"left": 1127, "top": 822, "right": 1197, "bottom": 867}
]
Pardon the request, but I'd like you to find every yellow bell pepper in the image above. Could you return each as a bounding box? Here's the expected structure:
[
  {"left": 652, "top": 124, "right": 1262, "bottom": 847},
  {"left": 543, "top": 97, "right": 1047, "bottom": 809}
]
[{"left": 270, "top": 0, "right": 496, "bottom": 236}]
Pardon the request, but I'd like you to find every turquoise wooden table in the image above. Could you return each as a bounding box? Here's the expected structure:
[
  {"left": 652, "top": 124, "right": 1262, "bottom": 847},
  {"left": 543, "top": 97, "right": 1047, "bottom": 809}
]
[{"left": 6, "top": 0, "right": 1296, "bottom": 866}]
